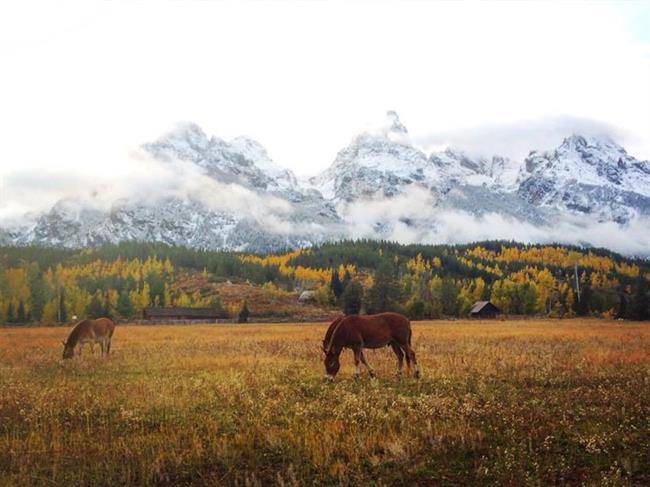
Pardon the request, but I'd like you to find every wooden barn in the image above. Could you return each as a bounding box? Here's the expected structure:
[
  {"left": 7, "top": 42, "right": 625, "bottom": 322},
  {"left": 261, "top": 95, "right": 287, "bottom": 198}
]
[
  {"left": 470, "top": 301, "right": 500, "bottom": 318},
  {"left": 143, "top": 307, "right": 222, "bottom": 322}
]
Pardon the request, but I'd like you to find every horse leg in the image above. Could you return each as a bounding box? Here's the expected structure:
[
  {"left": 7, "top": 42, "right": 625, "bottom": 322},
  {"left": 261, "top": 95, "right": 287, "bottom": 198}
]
[
  {"left": 99, "top": 340, "right": 105, "bottom": 356},
  {"left": 358, "top": 350, "right": 375, "bottom": 378},
  {"left": 106, "top": 338, "right": 111, "bottom": 355},
  {"left": 402, "top": 342, "right": 411, "bottom": 376},
  {"left": 390, "top": 342, "right": 404, "bottom": 377},
  {"left": 78, "top": 343, "right": 83, "bottom": 357},
  {"left": 352, "top": 347, "right": 362, "bottom": 378},
  {"left": 403, "top": 344, "right": 420, "bottom": 378},
  {"left": 90, "top": 342, "right": 95, "bottom": 355}
]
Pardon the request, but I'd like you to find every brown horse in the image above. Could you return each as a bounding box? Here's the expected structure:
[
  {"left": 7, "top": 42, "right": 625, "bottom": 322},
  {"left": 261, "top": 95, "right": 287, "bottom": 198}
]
[
  {"left": 322, "top": 312, "right": 419, "bottom": 380},
  {"left": 62, "top": 318, "right": 115, "bottom": 359}
]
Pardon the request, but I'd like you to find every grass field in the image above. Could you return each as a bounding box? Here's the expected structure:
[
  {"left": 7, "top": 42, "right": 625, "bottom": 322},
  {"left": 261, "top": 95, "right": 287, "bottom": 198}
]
[{"left": 1, "top": 320, "right": 648, "bottom": 486}]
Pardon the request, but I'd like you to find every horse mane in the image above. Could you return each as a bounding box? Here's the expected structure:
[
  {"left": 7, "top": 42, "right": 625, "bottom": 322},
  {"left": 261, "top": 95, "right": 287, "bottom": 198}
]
[
  {"left": 323, "top": 316, "right": 345, "bottom": 354},
  {"left": 65, "top": 319, "right": 89, "bottom": 347}
]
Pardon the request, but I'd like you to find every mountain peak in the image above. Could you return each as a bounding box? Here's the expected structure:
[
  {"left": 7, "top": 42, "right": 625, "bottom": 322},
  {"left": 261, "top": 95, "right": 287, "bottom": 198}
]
[
  {"left": 525, "top": 133, "right": 631, "bottom": 175},
  {"left": 229, "top": 136, "right": 270, "bottom": 161},
  {"left": 229, "top": 136, "right": 297, "bottom": 188},
  {"left": 369, "top": 110, "right": 410, "bottom": 145},
  {"left": 559, "top": 133, "right": 621, "bottom": 153},
  {"left": 166, "top": 122, "right": 210, "bottom": 146},
  {"left": 386, "top": 110, "right": 408, "bottom": 135},
  {"left": 142, "top": 122, "right": 212, "bottom": 164},
  {"left": 561, "top": 133, "right": 588, "bottom": 148}
]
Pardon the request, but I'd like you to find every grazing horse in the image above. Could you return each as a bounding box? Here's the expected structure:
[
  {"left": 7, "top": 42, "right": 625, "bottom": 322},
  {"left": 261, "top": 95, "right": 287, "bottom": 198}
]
[
  {"left": 62, "top": 318, "right": 115, "bottom": 359},
  {"left": 322, "top": 312, "right": 419, "bottom": 380}
]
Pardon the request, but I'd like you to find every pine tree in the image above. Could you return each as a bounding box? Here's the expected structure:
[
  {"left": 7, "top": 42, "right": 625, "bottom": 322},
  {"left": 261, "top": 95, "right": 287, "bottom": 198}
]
[
  {"left": 86, "top": 292, "right": 104, "bottom": 319},
  {"left": 117, "top": 290, "right": 135, "bottom": 318},
  {"left": 630, "top": 275, "right": 649, "bottom": 321},
  {"left": 238, "top": 302, "right": 250, "bottom": 323},
  {"left": 58, "top": 289, "right": 68, "bottom": 323},
  {"left": 6, "top": 302, "right": 15, "bottom": 323},
  {"left": 28, "top": 269, "right": 48, "bottom": 322},
  {"left": 616, "top": 288, "right": 628, "bottom": 319},
  {"left": 16, "top": 300, "right": 26, "bottom": 323},
  {"left": 573, "top": 279, "right": 592, "bottom": 316},
  {"left": 342, "top": 269, "right": 352, "bottom": 291},
  {"left": 406, "top": 298, "right": 426, "bottom": 320},
  {"left": 341, "top": 281, "right": 363, "bottom": 315},
  {"left": 367, "top": 261, "right": 400, "bottom": 313},
  {"left": 440, "top": 279, "right": 460, "bottom": 316},
  {"left": 330, "top": 269, "right": 344, "bottom": 300},
  {"left": 102, "top": 291, "right": 113, "bottom": 318}
]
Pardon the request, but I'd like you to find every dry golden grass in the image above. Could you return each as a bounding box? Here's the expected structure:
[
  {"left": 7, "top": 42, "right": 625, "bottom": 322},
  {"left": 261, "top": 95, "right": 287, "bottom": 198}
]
[{"left": 1, "top": 319, "right": 649, "bottom": 486}]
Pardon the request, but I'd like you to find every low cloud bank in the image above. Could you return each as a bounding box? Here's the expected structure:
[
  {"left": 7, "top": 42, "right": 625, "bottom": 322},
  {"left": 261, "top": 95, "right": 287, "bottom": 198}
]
[
  {"left": 0, "top": 150, "right": 293, "bottom": 232},
  {"left": 339, "top": 187, "right": 650, "bottom": 256},
  {"left": 413, "top": 115, "right": 640, "bottom": 161}
]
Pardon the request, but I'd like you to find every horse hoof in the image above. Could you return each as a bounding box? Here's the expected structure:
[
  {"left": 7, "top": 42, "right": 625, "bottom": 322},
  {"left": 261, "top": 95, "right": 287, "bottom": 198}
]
[{"left": 324, "top": 375, "right": 334, "bottom": 382}]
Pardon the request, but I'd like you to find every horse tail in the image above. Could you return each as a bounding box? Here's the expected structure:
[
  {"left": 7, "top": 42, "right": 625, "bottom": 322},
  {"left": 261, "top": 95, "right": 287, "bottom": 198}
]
[{"left": 406, "top": 316, "right": 413, "bottom": 346}]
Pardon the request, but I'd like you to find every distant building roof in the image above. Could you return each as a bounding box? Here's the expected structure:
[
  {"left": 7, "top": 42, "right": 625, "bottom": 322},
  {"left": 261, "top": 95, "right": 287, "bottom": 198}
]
[
  {"left": 298, "top": 290, "right": 317, "bottom": 303},
  {"left": 470, "top": 301, "right": 500, "bottom": 314}
]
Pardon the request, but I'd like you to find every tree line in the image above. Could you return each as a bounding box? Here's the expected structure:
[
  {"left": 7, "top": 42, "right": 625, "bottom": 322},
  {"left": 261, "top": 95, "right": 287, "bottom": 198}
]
[
  {"left": 0, "top": 240, "right": 648, "bottom": 323},
  {"left": 312, "top": 241, "right": 649, "bottom": 320}
]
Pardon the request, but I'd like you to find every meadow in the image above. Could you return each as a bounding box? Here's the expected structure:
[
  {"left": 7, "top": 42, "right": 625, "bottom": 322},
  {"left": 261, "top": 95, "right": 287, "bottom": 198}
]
[{"left": 1, "top": 319, "right": 648, "bottom": 486}]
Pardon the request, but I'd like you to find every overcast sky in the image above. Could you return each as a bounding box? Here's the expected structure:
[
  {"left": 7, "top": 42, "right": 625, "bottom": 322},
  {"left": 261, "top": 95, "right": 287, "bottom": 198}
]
[{"left": 1, "top": 0, "right": 649, "bottom": 188}]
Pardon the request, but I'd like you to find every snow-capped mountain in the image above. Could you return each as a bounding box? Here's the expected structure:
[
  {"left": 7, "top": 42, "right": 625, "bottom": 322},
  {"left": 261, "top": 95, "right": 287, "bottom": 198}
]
[
  {"left": 308, "top": 112, "right": 431, "bottom": 201},
  {"left": 143, "top": 122, "right": 299, "bottom": 193},
  {"left": 517, "top": 134, "right": 650, "bottom": 223},
  {"left": 2, "top": 112, "right": 649, "bottom": 253},
  {"left": 309, "top": 112, "right": 550, "bottom": 225},
  {"left": 7, "top": 123, "right": 341, "bottom": 252},
  {"left": 310, "top": 112, "right": 524, "bottom": 201}
]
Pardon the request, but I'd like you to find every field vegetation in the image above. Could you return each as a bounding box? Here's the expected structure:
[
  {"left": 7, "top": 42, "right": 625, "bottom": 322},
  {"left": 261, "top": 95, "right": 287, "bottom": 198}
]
[{"left": 1, "top": 319, "right": 648, "bottom": 485}]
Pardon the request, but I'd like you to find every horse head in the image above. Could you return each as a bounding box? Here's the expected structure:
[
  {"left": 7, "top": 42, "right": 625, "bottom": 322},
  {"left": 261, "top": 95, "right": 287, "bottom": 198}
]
[
  {"left": 323, "top": 349, "right": 340, "bottom": 380},
  {"left": 61, "top": 340, "right": 74, "bottom": 360}
]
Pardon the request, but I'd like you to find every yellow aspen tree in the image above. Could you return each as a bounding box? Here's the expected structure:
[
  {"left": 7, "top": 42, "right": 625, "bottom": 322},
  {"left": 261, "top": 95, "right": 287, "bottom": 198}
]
[{"left": 41, "top": 299, "right": 58, "bottom": 324}]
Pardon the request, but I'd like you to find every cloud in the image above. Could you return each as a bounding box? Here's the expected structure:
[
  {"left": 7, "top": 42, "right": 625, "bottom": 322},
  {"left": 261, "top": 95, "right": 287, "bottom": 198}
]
[
  {"left": 412, "top": 116, "right": 641, "bottom": 161},
  {"left": 0, "top": 149, "right": 294, "bottom": 232},
  {"left": 0, "top": 170, "right": 92, "bottom": 221},
  {"left": 338, "top": 186, "right": 650, "bottom": 256},
  {"left": 431, "top": 211, "right": 650, "bottom": 256}
]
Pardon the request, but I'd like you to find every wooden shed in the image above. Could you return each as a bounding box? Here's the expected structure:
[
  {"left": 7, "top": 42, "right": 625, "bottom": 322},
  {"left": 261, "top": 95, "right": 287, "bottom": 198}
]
[
  {"left": 143, "top": 307, "right": 222, "bottom": 321},
  {"left": 469, "top": 301, "right": 500, "bottom": 318}
]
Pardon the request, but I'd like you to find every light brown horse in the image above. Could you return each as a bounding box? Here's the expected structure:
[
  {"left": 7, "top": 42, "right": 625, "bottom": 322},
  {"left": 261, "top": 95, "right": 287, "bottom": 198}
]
[
  {"left": 62, "top": 318, "right": 115, "bottom": 359},
  {"left": 322, "top": 312, "right": 419, "bottom": 380}
]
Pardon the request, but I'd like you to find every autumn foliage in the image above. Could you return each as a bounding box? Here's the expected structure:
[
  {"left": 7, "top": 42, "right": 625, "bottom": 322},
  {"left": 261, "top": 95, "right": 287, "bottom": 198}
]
[{"left": 0, "top": 240, "right": 647, "bottom": 323}]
